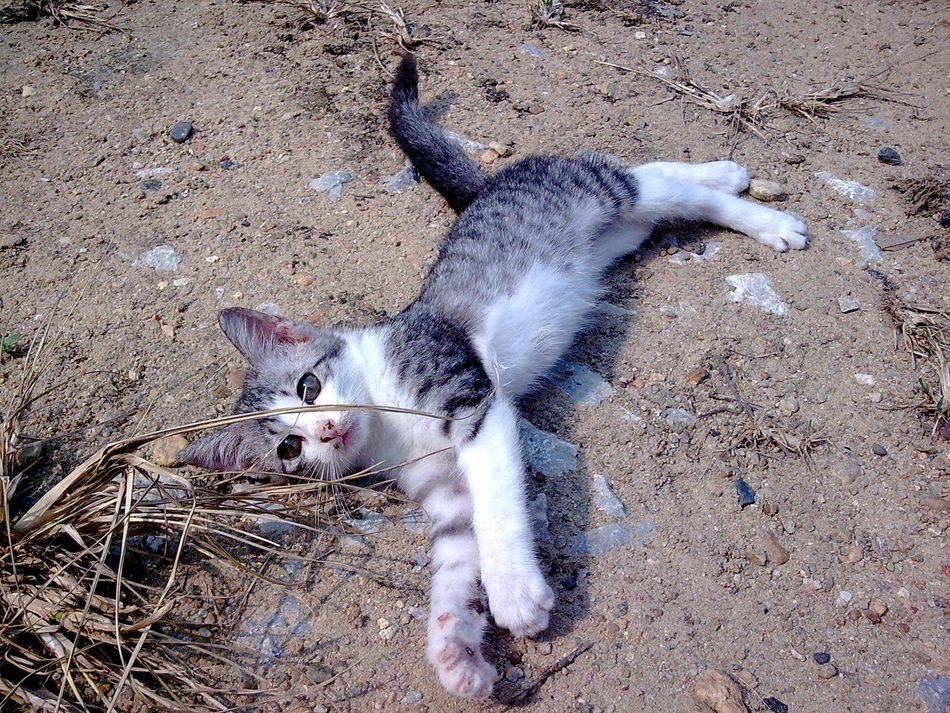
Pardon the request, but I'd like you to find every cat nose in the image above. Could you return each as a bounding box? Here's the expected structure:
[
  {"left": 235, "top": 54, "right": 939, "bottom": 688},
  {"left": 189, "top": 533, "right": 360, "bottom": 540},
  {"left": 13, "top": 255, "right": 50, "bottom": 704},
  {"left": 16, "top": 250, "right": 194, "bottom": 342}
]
[{"left": 318, "top": 419, "right": 337, "bottom": 443}]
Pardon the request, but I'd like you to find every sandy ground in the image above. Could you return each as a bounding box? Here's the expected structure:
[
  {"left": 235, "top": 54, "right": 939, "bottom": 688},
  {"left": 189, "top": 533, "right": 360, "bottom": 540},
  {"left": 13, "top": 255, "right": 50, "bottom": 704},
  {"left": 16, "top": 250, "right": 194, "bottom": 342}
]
[{"left": 1, "top": 0, "right": 948, "bottom": 710}]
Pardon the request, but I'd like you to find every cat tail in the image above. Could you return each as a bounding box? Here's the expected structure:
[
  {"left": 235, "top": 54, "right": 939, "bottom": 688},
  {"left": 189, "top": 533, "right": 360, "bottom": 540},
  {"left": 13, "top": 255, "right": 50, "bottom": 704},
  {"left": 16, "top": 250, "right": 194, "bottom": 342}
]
[{"left": 388, "top": 53, "right": 487, "bottom": 213}]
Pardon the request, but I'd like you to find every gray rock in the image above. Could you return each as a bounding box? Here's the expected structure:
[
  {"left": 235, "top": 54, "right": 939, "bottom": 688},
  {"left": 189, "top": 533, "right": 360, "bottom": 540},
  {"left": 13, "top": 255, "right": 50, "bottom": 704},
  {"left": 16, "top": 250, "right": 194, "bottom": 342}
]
[
  {"left": 342, "top": 507, "right": 394, "bottom": 534},
  {"left": 592, "top": 474, "right": 627, "bottom": 517},
  {"left": 168, "top": 121, "right": 194, "bottom": 143},
  {"left": 917, "top": 675, "right": 950, "bottom": 713},
  {"left": 570, "top": 523, "right": 630, "bottom": 555},
  {"left": 736, "top": 478, "right": 757, "bottom": 507},
  {"left": 133, "top": 244, "right": 181, "bottom": 272},
  {"left": 550, "top": 362, "right": 614, "bottom": 405},
  {"left": 384, "top": 162, "right": 420, "bottom": 193},
  {"left": 838, "top": 295, "right": 861, "bottom": 313},
  {"left": 748, "top": 178, "right": 787, "bottom": 202},
  {"left": 877, "top": 147, "right": 902, "bottom": 166},
  {"left": 520, "top": 420, "right": 579, "bottom": 478},
  {"left": 309, "top": 170, "right": 355, "bottom": 201}
]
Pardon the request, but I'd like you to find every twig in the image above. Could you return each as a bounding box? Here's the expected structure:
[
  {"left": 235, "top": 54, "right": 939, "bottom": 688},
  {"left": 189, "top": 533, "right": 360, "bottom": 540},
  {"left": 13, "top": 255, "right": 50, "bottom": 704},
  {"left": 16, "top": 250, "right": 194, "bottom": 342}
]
[{"left": 501, "top": 641, "right": 594, "bottom": 704}]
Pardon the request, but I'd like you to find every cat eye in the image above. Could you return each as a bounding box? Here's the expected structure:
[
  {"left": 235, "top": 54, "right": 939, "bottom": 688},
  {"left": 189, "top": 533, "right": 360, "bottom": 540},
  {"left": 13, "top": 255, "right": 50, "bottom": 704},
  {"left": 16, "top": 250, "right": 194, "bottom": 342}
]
[
  {"left": 296, "top": 372, "right": 321, "bottom": 404},
  {"left": 277, "top": 434, "right": 302, "bottom": 460}
]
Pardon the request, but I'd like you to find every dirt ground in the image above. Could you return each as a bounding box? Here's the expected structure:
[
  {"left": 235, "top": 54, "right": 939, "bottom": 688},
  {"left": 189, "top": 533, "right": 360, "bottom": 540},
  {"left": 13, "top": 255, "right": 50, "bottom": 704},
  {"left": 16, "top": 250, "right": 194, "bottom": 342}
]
[{"left": 2, "top": 0, "right": 948, "bottom": 710}]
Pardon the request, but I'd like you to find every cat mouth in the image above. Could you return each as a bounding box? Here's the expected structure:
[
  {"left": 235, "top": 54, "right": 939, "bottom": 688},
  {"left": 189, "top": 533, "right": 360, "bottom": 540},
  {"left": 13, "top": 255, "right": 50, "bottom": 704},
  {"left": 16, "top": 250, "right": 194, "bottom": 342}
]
[{"left": 320, "top": 428, "right": 351, "bottom": 450}]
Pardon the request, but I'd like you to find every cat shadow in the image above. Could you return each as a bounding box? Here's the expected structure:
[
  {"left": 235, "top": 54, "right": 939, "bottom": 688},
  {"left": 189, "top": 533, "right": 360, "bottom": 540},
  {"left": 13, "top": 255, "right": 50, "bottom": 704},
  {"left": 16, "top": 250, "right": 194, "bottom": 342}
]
[{"left": 510, "top": 252, "right": 644, "bottom": 642}]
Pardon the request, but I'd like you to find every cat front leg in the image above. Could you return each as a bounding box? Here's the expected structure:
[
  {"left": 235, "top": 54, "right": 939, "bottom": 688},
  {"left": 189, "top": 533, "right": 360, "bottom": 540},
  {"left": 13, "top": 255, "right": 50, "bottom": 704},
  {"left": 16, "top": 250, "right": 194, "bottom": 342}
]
[
  {"left": 402, "top": 464, "right": 498, "bottom": 698},
  {"left": 456, "top": 396, "right": 556, "bottom": 637}
]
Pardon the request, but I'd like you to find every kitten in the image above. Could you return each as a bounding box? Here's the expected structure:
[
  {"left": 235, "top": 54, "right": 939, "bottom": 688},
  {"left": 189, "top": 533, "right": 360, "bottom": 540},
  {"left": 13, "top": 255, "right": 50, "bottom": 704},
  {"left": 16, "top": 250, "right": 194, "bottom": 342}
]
[{"left": 180, "top": 54, "right": 807, "bottom": 698}]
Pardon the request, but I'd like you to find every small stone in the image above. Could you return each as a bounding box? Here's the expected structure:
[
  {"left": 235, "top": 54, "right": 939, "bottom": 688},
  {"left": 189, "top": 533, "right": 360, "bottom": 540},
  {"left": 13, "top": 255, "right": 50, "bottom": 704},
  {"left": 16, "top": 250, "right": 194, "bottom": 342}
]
[
  {"left": 152, "top": 435, "right": 190, "bottom": 467},
  {"left": 746, "top": 549, "right": 768, "bottom": 567},
  {"left": 877, "top": 147, "right": 902, "bottom": 166},
  {"left": 854, "top": 373, "right": 876, "bottom": 386},
  {"left": 160, "top": 323, "right": 175, "bottom": 339},
  {"left": 747, "top": 178, "right": 787, "bottom": 202},
  {"left": 535, "top": 641, "right": 553, "bottom": 655},
  {"left": 871, "top": 443, "right": 887, "bottom": 456},
  {"left": 169, "top": 121, "right": 194, "bottom": 143},
  {"left": 227, "top": 367, "right": 247, "bottom": 391},
  {"left": 918, "top": 675, "right": 950, "bottom": 713},
  {"left": 295, "top": 275, "right": 313, "bottom": 287},
  {"left": 868, "top": 598, "right": 888, "bottom": 617},
  {"left": 488, "top": 141, "right": 514, "bottom": 157},
  {"left": 377, "top": 617, "right": 390, "bottom": 630},
  {"left": 21, "top": 85, "right": 35, "bottom": 98},
  {"left": 479, "top": 148, "right": 499, "bottom": 164},
  {"left": 816, "top": 663, "right": 839, "bottom": 680},
  {"left": 142, "top": 178, "right": 162, "bottom": 191},
  {"left": 846, "top": 544, "right": 864, "bottom": 564},
  {"left": 838, "top": 591, "right": 853, "bottom": 606},
  {"left": 527, "top": 102, "right": 544, "bottom": 114},
  {"left": 687, "top": 367, "right": 709, "bottom": 386},
  {"left": 764, "top": 531, "right": 790, "bottom": 565},
  {"left": 761, "top": 500, "right": 779, "bottom": 517},
  {"left": 783, "top": 154, "right": 805, "bottom": 165},
  {"left": 837, "top": 295, "right": 861, "bottom": 313},
  {"left": 777, "top": 396, "right": 799, "bottom": 416},
  {"left": 813, "top": 652, "right": 831, "bottom": 665},
  {"left": 864, "top": 610, "right": 882, "bottom": 624},
  {"left": 504, "top": 664, "right": 524, "bottom": 682},
  {"left": 692, "top": 670, "right": 749, "bottom": 713},
  {"left": 868, "top": 392, "right": 882, "bottom": 403},
  {"left": 736, "top": 478, "right": 756, "bottom": 508},
  {"left": 762, "top": 697, "right": 789, "bottom": 713},
  {"left": 921, "top": 495, "right": 950, "bottom": 511},
  {"left": 345, "top": 602, "right": 361, "bottom": 621}
]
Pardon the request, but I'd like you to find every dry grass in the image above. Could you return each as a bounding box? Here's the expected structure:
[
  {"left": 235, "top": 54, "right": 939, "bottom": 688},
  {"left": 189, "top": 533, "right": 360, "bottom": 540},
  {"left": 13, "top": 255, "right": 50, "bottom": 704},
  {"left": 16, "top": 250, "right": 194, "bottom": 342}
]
[
  {"left": 597, "top": 56, "right": 908, "bottom": 138},
  {"left": 900, "top": 306, "right": 950, "bottom": 438},
  {"left": 894, "top": 175, "right": 949, "bottom": 217},
  {"left": 530, "top": 0, "right": 579, "bottom": 32},
  {"left": 242, "top": 0, "right": 344, "bottom": 23},
  {"left": 0, "top": 311, "right": 446, "bottom": 710},
  {"left": 0, "top": 0, "right": 120, "bottom": 29}
]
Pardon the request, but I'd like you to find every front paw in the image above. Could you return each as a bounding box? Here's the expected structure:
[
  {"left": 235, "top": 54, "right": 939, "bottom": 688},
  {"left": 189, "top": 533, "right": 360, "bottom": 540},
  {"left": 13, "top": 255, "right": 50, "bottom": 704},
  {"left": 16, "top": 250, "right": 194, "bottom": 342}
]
[{"left": 484, "top": 571, "right": 555, "bottom": 637}]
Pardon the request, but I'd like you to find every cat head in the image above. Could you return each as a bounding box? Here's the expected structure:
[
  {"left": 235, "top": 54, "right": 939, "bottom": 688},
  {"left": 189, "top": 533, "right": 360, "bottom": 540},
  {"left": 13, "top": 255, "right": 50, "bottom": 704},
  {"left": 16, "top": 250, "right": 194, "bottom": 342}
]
[{"left": 179, "top": 307, "right": 372, "bottom": 480}]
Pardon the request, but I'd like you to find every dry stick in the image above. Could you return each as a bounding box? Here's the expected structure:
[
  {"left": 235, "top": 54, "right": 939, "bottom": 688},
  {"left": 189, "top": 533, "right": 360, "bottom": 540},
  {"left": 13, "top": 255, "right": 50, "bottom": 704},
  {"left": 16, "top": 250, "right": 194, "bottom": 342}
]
[
  {"left": 501, "top": 641, "right": 594, "bottom": 704},
  {"left": 716, "top": 355, "right": 755, "bottom": 419}
]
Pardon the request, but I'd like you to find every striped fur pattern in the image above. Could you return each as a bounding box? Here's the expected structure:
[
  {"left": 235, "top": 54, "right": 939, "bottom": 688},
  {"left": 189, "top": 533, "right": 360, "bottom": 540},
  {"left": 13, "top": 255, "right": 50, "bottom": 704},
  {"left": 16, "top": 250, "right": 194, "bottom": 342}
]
[{"left": 180, "top": 54, "right": 808, "bottom": 698}]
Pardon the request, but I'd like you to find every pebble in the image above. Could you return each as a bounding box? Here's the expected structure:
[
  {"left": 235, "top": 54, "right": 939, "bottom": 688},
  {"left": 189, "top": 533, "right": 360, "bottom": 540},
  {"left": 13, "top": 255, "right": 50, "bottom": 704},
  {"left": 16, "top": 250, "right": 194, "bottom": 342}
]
[
  {"left": 921, "top": 495, "right": 950, "bottom": 511},
  {"left": 838, "top": 590, "right": 853, "bottom": 606},
  {"left": 295, "top": 275, "right": 313, "bottom": 287},
  {"left": 692, "top": 670, "right": 749, "bottom": 713},
  {"left": 21, "top": 84, "right": 35, "bottom": 97},
  {"left": 142, "top": 178, "right": 162, "bottom": 191},
  {"left": 868, "top": 598, "right": 888, "bottom": 617},
  {"left": 227, "top": 367, "right": 247, "bottom": 391},
  {"left": 813, "top": 652, "right": 831, "bottom": 665},
  {"left": 400, "top": 691, "right": 423, "bottom": 706},
  {"left": 747, "top": 178, "right": 787, "bottom": 202},
  {"left": 592, "top": 474, "right": 628, "bottom": 517},
  {"left": 761, "top": 500, "right": 779, "bottom": 517},
  {"left": 345, "top": 602, "right": 361, "bottom": 621},
  {"left": 762, "top": 697, "right": 789, "bottom": 713},
  {"left": 687, "top": 367, "right": 709, "bottom": 386},
  {"left": 479, "top": 148, "right": 499, "bottom": 165},
  {"left": 777, "top": 396, "right": 799, "bottom": 416},
  {"left": 504, "top": 664, "right": 524, "bottom": 682},
  {"left": 764, "top": 531, "right": 790, "bottom": 565},
  {"left": 837, "top": 295, "right": 861, "bottom": 313},
  {"left": 151, "top": 435, "right": 190, "bottom": 466},
  {"left": 488, "top": 141, "right": 513, "bottom": 157},
  {"left": 816, "top": 663, "right": 839, "bottom": 680},
  {"left": 746, "top": 549, "right": 768, "bottom": 566},
  {"left": 736, "top": 478, "right": 756, "bottom": 508},
  {"left": 871, "top": 443, "right": 888, "bottom": 456},
  {"left": 877, "top": 147, "right": 902, "bottom": 166},
  {"left": 168, "top": 121, "right": 194, "bottom": 143}
]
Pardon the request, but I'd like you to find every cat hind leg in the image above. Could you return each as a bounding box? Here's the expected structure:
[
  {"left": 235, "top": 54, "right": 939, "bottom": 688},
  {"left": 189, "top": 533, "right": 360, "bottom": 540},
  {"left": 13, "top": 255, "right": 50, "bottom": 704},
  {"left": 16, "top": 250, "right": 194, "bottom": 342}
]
[
  {"left": 627, "top": 165, "right": 808, "bottom": 252},
  {"left": 635, "top": 160, "right": 750, "bottom": 195}
]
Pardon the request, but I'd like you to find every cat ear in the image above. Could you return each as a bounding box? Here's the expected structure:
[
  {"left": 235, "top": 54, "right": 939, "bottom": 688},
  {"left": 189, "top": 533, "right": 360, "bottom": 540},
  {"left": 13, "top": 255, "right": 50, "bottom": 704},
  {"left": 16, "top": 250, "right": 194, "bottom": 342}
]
[
  {"left": 178, "top": 424, "right": 254, "bottom": 472},
  {"left": 218, "top": 307, "right": 312, "bottom": 365}
]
